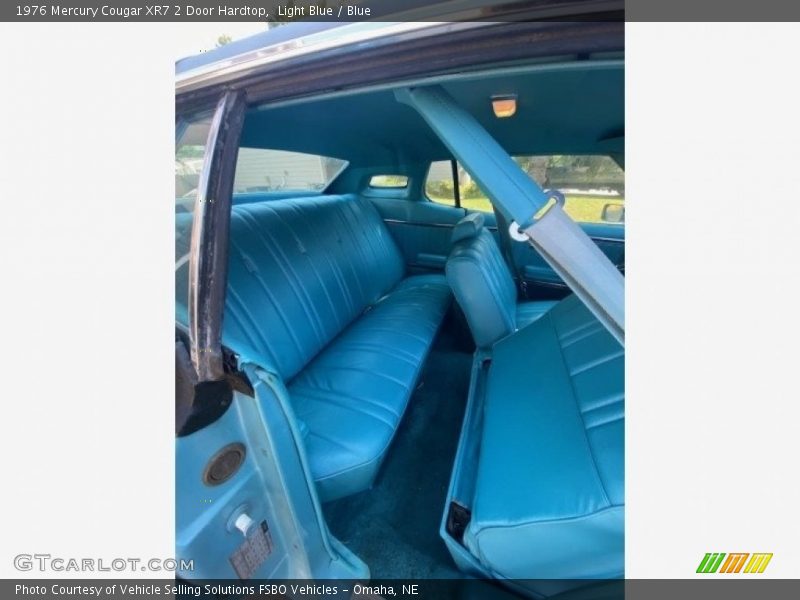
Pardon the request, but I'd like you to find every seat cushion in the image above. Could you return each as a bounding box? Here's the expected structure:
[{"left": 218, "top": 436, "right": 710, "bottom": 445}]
[
  {"left": 515, "top": 300, "right": 558, "bottom": 329},
  {"left": 289, "top": 274, "right": 451, "bottom": 501},
  {"left": 465, "top": 295, "right": 624, "bottom": 580}
]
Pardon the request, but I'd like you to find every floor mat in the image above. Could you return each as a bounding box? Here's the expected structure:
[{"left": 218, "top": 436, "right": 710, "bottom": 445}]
[{"left": 324, "top": 328, "right": 472, "bottom": 579}]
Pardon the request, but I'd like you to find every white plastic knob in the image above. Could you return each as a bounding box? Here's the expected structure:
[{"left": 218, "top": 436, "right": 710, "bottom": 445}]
[{"left": 234, "top": 512, "right": 255, "bottom": 537}]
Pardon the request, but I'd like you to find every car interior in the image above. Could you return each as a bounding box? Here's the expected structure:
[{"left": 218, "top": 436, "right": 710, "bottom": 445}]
[{"left": 176, "top": 56, "right": 624, "bottom": 596}]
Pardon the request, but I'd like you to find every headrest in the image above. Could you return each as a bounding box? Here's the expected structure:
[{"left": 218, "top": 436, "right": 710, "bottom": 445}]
[{"left": 451, "top": 212, "right": 485, "bottom": 244}]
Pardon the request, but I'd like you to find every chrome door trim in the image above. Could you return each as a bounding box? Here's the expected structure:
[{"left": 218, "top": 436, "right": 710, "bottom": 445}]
[
  {"left": 383, "top": 217, "right": 498, "bottom": 232},
  {"left": 383, "top": 218, "right": 456, "bottom": 229}
]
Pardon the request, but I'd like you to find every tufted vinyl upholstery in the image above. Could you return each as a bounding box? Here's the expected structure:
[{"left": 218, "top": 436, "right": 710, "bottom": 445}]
[
  {"left": 290, "top": 273, "right": 449, "bottom": 500},
  {"left": 464, "top": 294, "right": 624, "bottom": 580},
  {"left": 220, "top": 195, "right": 450, "bottom": 501},
  {"left": 446, "top": 212, "right": 555, "bottom": 348},
  {"left": 224, "top": 195, "right": 405, "bottom": 380}
]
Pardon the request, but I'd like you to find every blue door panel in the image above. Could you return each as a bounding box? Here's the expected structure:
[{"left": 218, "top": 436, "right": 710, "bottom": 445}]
[
  {"left": 176, "top": 395, "right": 294, "bottom": 580},
  {"left": 369, "top": 194, "right": 623, "bottom": 294},
  {"left": 474, "top": 210, "right": 498, "bottom": 229},
  {"left": 176, "top": 379, "right": 368, "bottom": 581},
  {"left": 511, "top": 222, "right": 624, "bottom": 297},
  {"left": 369, "top": 197, "right": 466, "bottom": 272},
  {"left": 581, "top": 222, "right": 626, "bottom": 241}
]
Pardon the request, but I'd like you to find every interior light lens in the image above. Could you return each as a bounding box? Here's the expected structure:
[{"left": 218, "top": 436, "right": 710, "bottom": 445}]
[{"left": 492, "top": 95, "right": 517, "bottom": 118}]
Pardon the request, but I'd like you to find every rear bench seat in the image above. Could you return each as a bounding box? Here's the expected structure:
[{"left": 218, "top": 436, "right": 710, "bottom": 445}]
[{"left": 195, "top": 194, "right": 451, "bottom": 501}]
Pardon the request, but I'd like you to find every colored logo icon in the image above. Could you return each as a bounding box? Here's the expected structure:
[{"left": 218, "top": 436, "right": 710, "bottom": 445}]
[{"left": 697, "top": 553, "right": 773, "bottom": 574}]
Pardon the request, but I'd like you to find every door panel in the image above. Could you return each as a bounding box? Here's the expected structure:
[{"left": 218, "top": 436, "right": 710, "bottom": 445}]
[
  {"left": 511, "top": 222, "right": 624, "bottom": 300},
  {"left": 369, "top": 194, "right": 624, "bottom": 301},
  {"left": 369, "top": 197, "right": 466, "bottom": 273},
  {"left": 175, "top": 361, "right": 367, "bottom": 581}
]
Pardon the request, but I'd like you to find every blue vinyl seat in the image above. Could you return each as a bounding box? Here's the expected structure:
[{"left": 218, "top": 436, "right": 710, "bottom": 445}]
[
  {"left": 445, "top": 212, "right": 556, "bottom": 348},
  {"left": 289, "top": 273, "right": 449, "bottom": 500},
  {"left": 194, "top": 194, "right": 451, "bottom": 501},
  {"left": 464, "top": 294, "right": 624, "bottom": 581},
  {"left": 441, "top": 214, "right": 623, "bottom": 583}
]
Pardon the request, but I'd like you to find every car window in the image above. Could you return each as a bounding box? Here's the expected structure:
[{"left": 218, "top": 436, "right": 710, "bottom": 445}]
[
  {"left": 369, "top": 175, "right": 409, "bottom": 188},
  {"left": 425, "top": 160, "right": 508, "bottom": 213},
  {"left": 175, "top": 111, "right": 213, "bottom": 311},
  {"left": 425, "top": 161, "right": 458, "bottom": 207},
  {"left": 233, "top": 148, "right": 347, "bottom": 193},
  {"left": 426, "top": 156, "right": 625, "bottom": 225}
]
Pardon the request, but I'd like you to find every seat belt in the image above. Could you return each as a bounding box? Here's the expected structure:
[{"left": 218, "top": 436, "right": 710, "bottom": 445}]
[{"left": 396, "top": 86, "right": 624, "bottom": 345}]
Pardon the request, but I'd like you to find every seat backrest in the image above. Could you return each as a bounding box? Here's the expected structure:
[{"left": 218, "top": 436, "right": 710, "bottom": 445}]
[
  {"left": 223, "top": 194, "right": 405, "bottom": 379},
  {"left": 445, "top": 212, "right": 518, "bottom": 348}
]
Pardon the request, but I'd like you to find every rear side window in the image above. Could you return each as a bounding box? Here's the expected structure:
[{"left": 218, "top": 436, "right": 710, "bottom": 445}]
[
  {"left": 233, "top": 148, "right": 347, "bottom": 193},
  {"left": 425, "top": 160, "right": 492, "bottom": 213},
  {"left": 426, "top": 155, "right": 625, "bottom": 224},
  {"left": 425, "top": 161, "right": 459, "bottom": 206}
]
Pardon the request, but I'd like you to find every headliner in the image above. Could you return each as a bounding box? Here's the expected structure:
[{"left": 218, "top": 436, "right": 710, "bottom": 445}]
[{"left": 238, "top": 60, "right": 624, "bottom": 167}]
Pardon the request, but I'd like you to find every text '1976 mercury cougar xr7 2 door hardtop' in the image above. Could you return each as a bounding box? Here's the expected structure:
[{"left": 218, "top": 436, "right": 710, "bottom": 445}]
[{"left": 175, "top": 5, "right": 624, "bottom": 598}]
